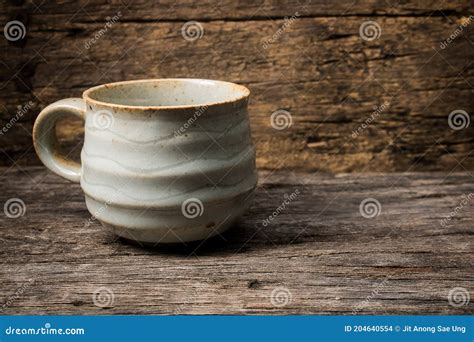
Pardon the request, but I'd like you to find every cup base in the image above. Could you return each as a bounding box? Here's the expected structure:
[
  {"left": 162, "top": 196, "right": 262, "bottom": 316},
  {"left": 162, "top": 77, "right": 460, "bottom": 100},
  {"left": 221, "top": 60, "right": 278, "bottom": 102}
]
[
  {"left": 84, "top": 191, "right": 254, "bottom": 244},
  {"left": 100, "top": 218, "right": 236, "bottom": 244}
]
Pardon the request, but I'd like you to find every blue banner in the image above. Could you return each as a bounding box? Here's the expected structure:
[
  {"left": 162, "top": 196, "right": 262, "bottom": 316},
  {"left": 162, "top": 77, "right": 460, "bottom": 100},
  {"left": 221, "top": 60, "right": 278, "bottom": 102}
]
[{"left": 0, "top": 315, "right": 472, "bottom": 341}]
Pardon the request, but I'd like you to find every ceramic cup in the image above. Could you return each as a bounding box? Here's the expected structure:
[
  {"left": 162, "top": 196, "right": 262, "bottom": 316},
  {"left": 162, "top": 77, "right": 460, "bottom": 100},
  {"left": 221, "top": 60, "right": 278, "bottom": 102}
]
[{"left": 33, "top": 79, "right": 257, "bottom": 243}]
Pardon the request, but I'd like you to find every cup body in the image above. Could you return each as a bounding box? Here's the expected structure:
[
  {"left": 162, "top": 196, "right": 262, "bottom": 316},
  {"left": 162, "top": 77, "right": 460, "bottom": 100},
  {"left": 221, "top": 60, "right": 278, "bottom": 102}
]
[{"left": 80, "top": 79, "right": 257, "bottom": 243}]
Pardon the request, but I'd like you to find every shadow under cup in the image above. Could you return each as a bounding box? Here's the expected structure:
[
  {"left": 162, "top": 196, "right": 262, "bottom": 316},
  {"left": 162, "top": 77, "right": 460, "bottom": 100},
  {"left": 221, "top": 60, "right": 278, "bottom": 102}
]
[{"left": 81, "top": 79, "right": 258, "bottom": 244}]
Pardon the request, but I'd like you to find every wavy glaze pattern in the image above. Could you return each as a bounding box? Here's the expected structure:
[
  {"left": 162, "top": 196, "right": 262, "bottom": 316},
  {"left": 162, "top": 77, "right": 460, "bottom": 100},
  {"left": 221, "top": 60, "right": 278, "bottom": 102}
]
[
  {"left": 81, "top": 145, "right": 255, "bottom": 175},
  {"left": 84, "top": 115, "right": 249, "bottom": 144},
  {"left": 81, "top": 105, "right": 257, "bottom": 210}
]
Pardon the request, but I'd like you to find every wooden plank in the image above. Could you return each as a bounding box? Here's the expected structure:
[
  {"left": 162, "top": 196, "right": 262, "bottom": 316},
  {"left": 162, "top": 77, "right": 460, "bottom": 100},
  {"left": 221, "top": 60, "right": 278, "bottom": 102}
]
[
  {"left": 1, "top": 0, "right": 472, "bottom": 22},
  {"left": 0, "top": 167, "right": 472, "bottom": 314},
  {"left": 0, "top": 3, "right": 473, "bottom": 172}
]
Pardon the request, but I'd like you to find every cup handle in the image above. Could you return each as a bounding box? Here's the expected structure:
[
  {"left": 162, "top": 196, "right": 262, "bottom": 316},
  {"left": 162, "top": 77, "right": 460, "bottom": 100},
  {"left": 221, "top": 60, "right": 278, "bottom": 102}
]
[{"left": 33, "top": 98, "right": 85, "bottom": 183}]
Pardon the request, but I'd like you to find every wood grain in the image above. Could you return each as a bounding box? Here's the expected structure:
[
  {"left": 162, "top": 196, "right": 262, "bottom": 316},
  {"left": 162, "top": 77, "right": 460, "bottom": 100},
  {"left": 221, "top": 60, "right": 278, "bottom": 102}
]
[
  {"left": 1, "top": 167, "right": 472, "bottom": 314},
  {"left": 0, "top": 1, "right": 473, "bottom": 172}
]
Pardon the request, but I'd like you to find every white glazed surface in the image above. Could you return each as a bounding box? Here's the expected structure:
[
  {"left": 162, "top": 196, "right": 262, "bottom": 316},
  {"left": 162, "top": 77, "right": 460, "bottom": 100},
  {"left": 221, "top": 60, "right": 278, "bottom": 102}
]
[{"left": 34, "top": 79, "right": 257, "bottom": 243}]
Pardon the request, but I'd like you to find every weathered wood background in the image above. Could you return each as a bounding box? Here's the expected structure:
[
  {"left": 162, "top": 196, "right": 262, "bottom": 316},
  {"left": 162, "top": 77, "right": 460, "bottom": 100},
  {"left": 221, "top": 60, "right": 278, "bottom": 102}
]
[
  {"left": 1, "top": 167, "right": 473, "bottom": 314},
  {"left": 1, "top": 1, "right": 473, "bottom": 172}
]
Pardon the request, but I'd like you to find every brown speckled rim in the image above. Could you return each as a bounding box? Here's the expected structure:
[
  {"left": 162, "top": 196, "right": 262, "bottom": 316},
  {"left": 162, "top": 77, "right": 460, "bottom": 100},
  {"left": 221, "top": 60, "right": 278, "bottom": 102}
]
[{"left": 83, "top": 78, "right": 250, "bottom": 111}]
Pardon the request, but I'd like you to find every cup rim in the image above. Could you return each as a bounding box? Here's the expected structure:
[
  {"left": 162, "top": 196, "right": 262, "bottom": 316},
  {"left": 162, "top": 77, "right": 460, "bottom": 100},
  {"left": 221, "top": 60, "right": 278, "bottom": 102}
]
[{"left": 82, "top": 78, "right": 250, "bottom": 111}]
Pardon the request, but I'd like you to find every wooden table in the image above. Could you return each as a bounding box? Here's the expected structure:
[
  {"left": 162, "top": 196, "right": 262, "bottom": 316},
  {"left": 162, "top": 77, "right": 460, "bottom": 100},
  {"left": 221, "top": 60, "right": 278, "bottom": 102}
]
[{"left": 1, "top": 166, "right": 472, "bottom": 314}]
